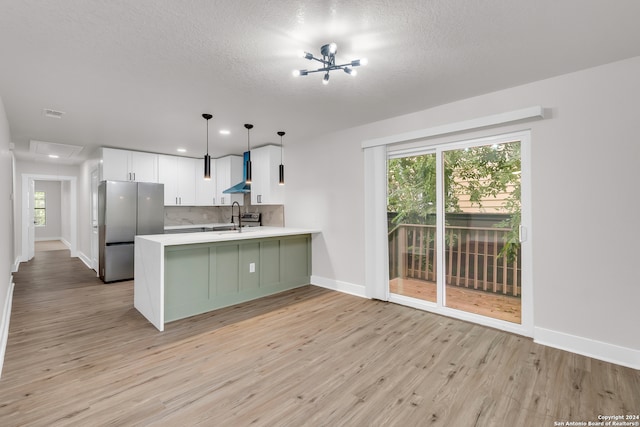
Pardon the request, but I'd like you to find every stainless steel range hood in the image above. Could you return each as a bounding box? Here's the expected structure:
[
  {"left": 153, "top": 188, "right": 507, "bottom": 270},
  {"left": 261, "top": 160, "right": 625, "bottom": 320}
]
[{"left": 223, "top": 151, "right": 251, "bottom": 194}]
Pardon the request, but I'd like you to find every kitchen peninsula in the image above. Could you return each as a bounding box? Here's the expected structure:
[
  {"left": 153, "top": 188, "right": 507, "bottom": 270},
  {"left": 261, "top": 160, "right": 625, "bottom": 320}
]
[{"left": 134, "top": 227, "right": 320, "bottom": 331}]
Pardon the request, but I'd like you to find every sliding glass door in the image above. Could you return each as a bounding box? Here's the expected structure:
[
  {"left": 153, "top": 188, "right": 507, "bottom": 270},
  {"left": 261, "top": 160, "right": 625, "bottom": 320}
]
[{"left": 388, "top": 133, "right": 526, "bottom": 327}]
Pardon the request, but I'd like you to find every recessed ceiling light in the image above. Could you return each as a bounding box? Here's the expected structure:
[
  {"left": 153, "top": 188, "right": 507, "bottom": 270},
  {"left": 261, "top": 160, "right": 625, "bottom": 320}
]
[
  {"left": 48, "top": 154, "right": 59, "bottom": 159},
  {"left": 219, "top": 130, "right": 230, "bottom": 135},
  {"left": 177, "top": 148, "right": 186, "bottom": 153}
]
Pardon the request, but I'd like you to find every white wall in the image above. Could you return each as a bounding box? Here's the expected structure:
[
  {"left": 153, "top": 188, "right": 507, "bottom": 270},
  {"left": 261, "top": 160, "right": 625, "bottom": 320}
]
[
  {"left": 286, "top": 56, "right": 640, "bottom": 367},
  {"left": 0, "top": 95, "right": 15, "bottom": 376},
  {"left": 34, "top": 180, "right": 62, "bottom": 241}
]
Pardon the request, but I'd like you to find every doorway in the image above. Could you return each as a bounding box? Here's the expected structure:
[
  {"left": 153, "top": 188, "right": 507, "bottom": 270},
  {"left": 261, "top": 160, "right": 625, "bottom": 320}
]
[
  {"left": 21, "top": 174, "right": 77, "bottom": 263},
  {"left": 387, "top": 131, "right": 531, "bottom": 335}
]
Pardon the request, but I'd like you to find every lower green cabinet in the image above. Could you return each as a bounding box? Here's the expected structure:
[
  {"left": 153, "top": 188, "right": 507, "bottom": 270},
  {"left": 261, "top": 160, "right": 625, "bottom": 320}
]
[{"left": 164, "top": 234, "right": 311, "bottom": 322}]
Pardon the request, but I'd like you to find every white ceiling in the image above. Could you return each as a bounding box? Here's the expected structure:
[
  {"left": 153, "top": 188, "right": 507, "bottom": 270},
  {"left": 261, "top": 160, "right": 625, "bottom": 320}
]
[{"left": 2, "top": 0, "right": 640, "bottom": 165}]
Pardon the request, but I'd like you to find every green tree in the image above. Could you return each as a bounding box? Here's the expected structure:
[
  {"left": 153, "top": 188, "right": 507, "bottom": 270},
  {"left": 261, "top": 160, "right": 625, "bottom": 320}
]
[{"left": 388, "top": 141, "right": 521, "bottom": 260}]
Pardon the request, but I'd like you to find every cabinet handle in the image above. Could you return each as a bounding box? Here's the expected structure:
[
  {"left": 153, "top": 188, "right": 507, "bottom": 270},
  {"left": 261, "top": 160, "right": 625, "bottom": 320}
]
[
  {"left": 257, "top": 195, "right": 262, "bottom": 204},
  {"left": 179, "top": 197, "right": 182, "bottom": 205},
  {"left": 221, "top": 196, "right": 225, "bottom": 204},
  {"left": 212, "top": 197, "right": 215, "bottom": 205},
  {"left": 133, "top": 172, "right": 136, "bottom": 181},
  {"left": 175, "top": 197, "right": 178, "bottom": 205}
]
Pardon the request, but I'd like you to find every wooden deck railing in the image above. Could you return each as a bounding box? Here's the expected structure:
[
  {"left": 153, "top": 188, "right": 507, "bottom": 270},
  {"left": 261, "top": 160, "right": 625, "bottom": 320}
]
[{"left": 389, "top": 224, "right": 521, "bottom": 297}]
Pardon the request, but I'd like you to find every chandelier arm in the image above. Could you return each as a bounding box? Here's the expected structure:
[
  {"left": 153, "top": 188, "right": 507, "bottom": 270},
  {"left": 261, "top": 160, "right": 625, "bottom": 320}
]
[
  {"left": 305, "top": 68, "right": 331, "bottom": 74},
  {"left": 309, "top": 56, "right": 330, "bottom": 66}
]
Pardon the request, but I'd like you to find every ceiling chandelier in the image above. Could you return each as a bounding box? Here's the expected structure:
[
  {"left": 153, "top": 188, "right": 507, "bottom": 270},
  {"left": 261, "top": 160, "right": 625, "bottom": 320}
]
[{"left": 292, "top": 43, "right": 368, "bottom": 85}]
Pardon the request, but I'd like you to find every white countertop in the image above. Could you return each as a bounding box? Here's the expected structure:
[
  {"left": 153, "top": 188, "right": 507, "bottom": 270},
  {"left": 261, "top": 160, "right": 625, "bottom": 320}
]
[{"left": 138, "top": 226, "right": 321, "bottom": 246}]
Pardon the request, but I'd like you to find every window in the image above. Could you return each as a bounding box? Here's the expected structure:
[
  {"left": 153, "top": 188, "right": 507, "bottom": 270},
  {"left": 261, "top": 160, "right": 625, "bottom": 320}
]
[{"left": 34, "top": 191, "right": 46, "bottom": 226}]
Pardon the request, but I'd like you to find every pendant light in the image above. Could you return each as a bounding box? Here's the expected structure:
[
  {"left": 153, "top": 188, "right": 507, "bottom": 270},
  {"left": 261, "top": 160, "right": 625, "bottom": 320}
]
[
  {"left": 203, "top": 113, "right": 212, "bottom": 180},
  {"left": 277, "top": 131, "right": 285, "bottom": 185},
  {"left": 244, "top": 123, "right": 253, "bottom": 184}
]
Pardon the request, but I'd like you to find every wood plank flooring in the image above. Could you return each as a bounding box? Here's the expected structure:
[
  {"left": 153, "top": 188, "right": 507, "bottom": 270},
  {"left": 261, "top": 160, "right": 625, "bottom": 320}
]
[
  {"left": 2, "top": 250, "right": 639, "bottom": 426},
  {"left": 34, "top": 240, "right": 68, "bottom": 252}
]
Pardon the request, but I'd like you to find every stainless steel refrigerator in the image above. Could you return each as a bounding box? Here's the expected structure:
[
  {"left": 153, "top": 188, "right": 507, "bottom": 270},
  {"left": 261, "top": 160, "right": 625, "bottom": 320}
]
[{"left": 98, "top": 181, "right": 164, "bottom": 283}]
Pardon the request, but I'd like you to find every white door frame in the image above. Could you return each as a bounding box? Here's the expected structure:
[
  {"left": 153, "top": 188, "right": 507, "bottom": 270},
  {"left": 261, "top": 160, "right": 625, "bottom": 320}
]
[
  {"left": 27, "top": 178, "right": 35, "bottom": 261},
  {"left": 21, "top": 173, "right": 77, "bottom": 261},
  {"left": 90, "top": 167, "right": 99, "bottom": 272}
]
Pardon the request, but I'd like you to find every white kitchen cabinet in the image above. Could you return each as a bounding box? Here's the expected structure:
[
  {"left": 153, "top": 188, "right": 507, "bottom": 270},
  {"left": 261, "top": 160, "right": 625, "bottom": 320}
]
[
  {"left": 101, "top": 148, "right": 158, "bottom": 182},
  {"left": 195, "top": 158, "right": 217, "bottom": 206},
  {"left": 158, "top": 155, "right": 197, "bottom": 206},
  {"left": 214, "top": 155, "right": 244, "bottom": 206},
  {"left": 250, "top": 145, "right": 284, "bottom": 205}
]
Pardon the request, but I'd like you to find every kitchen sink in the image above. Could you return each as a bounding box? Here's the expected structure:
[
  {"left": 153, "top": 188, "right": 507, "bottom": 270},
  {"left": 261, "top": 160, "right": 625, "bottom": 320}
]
[
  {"left": 164, "top": 226, "right": 236, "bottom": 234},
  {"left": 164, "top": 227, "right": 207, "bottom": 234},
  {"left": 214, "top": 227, "right": 259, "bottom": 235},
  {"left": 164, "top": 225, "right": 263, "bottom": 235}
]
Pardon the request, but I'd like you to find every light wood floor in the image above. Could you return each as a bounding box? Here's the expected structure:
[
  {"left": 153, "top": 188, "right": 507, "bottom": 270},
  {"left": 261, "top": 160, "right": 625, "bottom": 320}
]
[
  {"left": 34, "top": 240, "right": 68, "bottom": 252},
  {"left": 2, "top": 250, "right": 639, "bottom": 426},
  {"left": 389, "top": 278, "right": 521, "bottom": 323}
]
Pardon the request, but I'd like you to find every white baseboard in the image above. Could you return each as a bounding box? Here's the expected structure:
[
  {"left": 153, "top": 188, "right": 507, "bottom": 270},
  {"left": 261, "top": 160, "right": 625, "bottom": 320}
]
[
  {"left": 60, "top": 238, "right": 71, "bottom": 249},
  {"left": 534, "top": 327, "right": 640, "bottom": 370},
  {"left": 12, "top": 257, "right": 20, "bottom": 273},
  {"left": 0, "top": 277, "right": 15, "bottom": 378},
  {"left": 311, "top": 275, "right": 367, "bottom": 299},
  {"left": 77, "top": 251, "right": 94, "bottom": 271}
]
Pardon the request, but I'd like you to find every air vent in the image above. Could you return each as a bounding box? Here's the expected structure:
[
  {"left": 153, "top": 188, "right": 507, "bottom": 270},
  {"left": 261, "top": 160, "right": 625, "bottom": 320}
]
[{"left": 43, "top": 108, "right": 65, "bottom": 119}]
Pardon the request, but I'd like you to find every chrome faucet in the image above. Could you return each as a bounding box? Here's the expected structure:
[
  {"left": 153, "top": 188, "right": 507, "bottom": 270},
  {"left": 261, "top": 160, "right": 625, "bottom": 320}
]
[{"left": 231, "top": 201, "right": 242, "bottom": 232}]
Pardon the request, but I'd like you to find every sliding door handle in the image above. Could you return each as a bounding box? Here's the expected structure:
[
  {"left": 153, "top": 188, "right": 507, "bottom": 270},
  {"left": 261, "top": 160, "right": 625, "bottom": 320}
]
[{"left": 519, "top": 225, "right": 527, "bottom": 243}]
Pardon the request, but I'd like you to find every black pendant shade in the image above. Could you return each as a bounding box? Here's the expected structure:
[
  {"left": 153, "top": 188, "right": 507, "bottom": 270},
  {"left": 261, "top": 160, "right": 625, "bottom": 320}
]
[
  {"left": 277, "top": 131, "right": 285, "bottom": 185},
  {"left": 204, "top": 154, "right": 211, "bottom": 180},
  {"left": 244, "top": 124, "right": 253, "bottom": 184},
  {"left": 203, "top": 113, "right": 213, "bottom": 180}
]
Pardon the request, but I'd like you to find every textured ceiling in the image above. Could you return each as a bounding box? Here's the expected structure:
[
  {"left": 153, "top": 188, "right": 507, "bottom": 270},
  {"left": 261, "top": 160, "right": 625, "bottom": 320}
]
[{"left": 2, "top": 0, "right": 640, "bottom": 164}]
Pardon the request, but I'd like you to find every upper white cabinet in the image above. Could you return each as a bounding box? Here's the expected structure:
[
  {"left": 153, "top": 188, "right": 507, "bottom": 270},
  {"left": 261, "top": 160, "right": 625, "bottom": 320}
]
[
  {"left": 250, "top": 145, "right": 284, "bottom": 205},
  {"left": 158, "top": 155, "right": 196, "bottom": 206},
  {"left": 101, "top": 148, "right": 158, "bottom": 183},
  {"left": 194, "top": 158, "right": 217, "bottom": 206},
  {"left": 214, "top": 155, "right": 244, "bottom": 206}
]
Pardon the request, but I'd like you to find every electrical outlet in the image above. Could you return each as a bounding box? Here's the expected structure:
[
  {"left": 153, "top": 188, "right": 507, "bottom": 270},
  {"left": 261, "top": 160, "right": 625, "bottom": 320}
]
[{"left": 249, "top": 262, "right": 255, "bottom": 273}]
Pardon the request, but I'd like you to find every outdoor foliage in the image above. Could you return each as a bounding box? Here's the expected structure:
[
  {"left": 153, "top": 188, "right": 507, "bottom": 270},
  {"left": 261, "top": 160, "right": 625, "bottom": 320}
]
[{"left": 388, "top": 141, "right": 521, "bottom": 260}]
